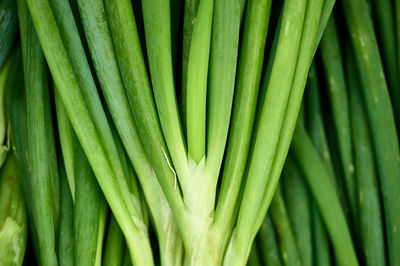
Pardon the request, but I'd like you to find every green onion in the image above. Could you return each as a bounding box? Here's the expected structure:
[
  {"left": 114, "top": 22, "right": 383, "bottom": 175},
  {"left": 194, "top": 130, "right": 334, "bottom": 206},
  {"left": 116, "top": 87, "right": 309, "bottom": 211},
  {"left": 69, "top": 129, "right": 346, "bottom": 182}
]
[
  {"left": 106, "top": 0, "right": 187, "bottom": 243},
  {"left": 0, "top": 153, "right": 27, "bottom": 266},
  {"left": 6, "top": 35, "right": 40, "bottom": 262},
  {"left": 247, "top": 243, "right": 262, "bottom": 266},
  {"left": 215, "top": 0, "right": 271, "bottom": 234},
  {"left": 185, "top": 0, "right": 213, "bottom": 162},
  {"left": 372, "top": 0, "right": 400, "bottom": 130},
  {"left": 306, "top": 63, "right": 333, "bottom": 266},
  {"left": 103, "top": 215, "right": 125, "bottom": 266},
  {"left": 58, "top": 162, "right": 74, "bottom": 266},
  {"left": 346, "top": 45, "right": 386, "bottom": 266},
  {"left": 0, "top": 48, "right": 15, "bottom": 167},
  {"left": 0, "top": 0, "right": 18, "bottom": 70},
  {"left": 341, "top": 0, "right": 400, "bottom": 264},
  {"left": 256, "top": 215, "right": 282, "bottom": 266},
  {"left": 24, "top": 11, "right": 59, "bottom": 265},
  {"left": 320, "top": 16, "right": 357, "bottom": 226},
  {"left": 270, "top": 187, "right": 301, "bottom": 266},
  {"left": 74, "top": 142, "right": 107, "bottom": 266},
  {"left": 122, "top": 248, "right": 132, "bottom": 266},
  {"left": 103, "top": 0, "right": 184, "bottom": 263},
  {"left": 54, "top": 92, "right": 75, "bottom": 200},
  {"left": 75, "top": 0, "right": 143, "bottom": 224},
  {"left": 205, "top": 0, "right": 246, "bottom": 181},
  {"left": 291, "top": 124, "right": 358, "bottom": 266},
  {"left": 306, "top": 63, "right": 335, "bottom": 178},
  {"left": 141, "top": 0, "right": 188, "bottom": 183},
  {"left": 230, "top": 1, "right": 308, "bottom": 261},
  {"left": 181, "top": 0, "right": 200, "bottom": 128},
  {"left": 257, "top": 0, "right": 324, "bottom": 236},
  {"left": 310, "top": 205, "right": 331, "bottom": 266},
  {"left": 6, "top": 0, "right": 399, "bottom": 264},
  {"left": 282, "top": 156, "right": 312, "bottom": 266},
  {"left": 25, "top": 0, "right": 153, "bottom": 264}
]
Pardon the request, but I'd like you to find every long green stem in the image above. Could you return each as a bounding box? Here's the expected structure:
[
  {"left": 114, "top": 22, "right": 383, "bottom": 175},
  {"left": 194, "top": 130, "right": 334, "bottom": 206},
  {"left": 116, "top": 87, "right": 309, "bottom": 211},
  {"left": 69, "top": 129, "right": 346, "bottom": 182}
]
[
  {"left": 247, "top": 243, "right": 262, "bottom": 266},
  {"left": 291, "top": 124, "right": 358, "bottom": 266},
  {"left": 346, "top": 46, "right": 386, "bottom": 266},
  {"left": 2, "top": 50, "right": 28, "bottom": 266},
  {"left": 185, "top": 0, "right": 248, "bottom": 246},
  {"left": 20, "top": 8, "right": 61, "bottom": 239},
  {"left": 306, "top": 63, "right": 332, "bottom": 266},
  {"left": 227, "top": 0, "right": 308, "bottom": 263},
  {"left": 205, "top": 0, "right": 246, "bottom": 178},
  {"left": 142, "top": 0, "right": 188, "bottom": 179},
  {"left": 312, "top": 0, "right": 336, "bottom": 55},
  {"left": 282, "top": 156, "right": 312, "bottom": 266},
  {"left": 25, "top": 15, "right": 58, "bottom": 266},
  {"left": 104, "top": 0, "right": 187, "bottom": 229},
  {"left": 181, "top": 0, "right": 200, "bottom": 130},
  {"left": 74, "top": 142, "right": 107, "bottom": 266},
  {"left": 256, "top": 215, "right": 282, "bottom": 266},
  {"left": 311, "top": 205, "right": 331, "bottom": 266},
  {"left": 46, "top": 7, "right": 129, "bottom": 261},
  {"left": 341, "top": 0, "right": 400, "bottom": 264},
  {"left": 183, "top": 1, "right": 248, "bottom": 256},
  {"left": 58, "top": 162, "right": 74, "bottom": 266},
  {"left": 186, "top": 0, "right": 213, "bottom": 162},
  {"left": 306, "top": 63, "right": 335, "bottom": 178},
  {"left": 0, "top": 0, "right": 17, "bottom": 70},
  {"left": 103, "top": 2, "right": 186, "bottom": 263},
  {"left": 372, "top": 0, "right": 400, "bottom": 130},
  {"left": 104, "top": 0, "right": 185, "bottom": 215},
  {"left": 270, "top": 187, "right": 302, "bottom": 266},
  {"left": 50, "top": 1, "right": 163, "bottom": 263},
  {"left": 214, "top": 0, "right": 271, "bottom": 232},
  {"left": 76, "top": 0, "right": 143, "bottom": 222},
  {"left": 6, "top": 36, "right": 41, "bottom": 260},
  {"left": 50, "top": 2, "right": 179, "bottom": 264},
  {"left": 103, "top": 215, "right": 125, "bottom": 266},
  {"left": 320, "top": 16, "right": 357, "bottom": 225},
  {"left": 54, "top": 92, "right": 75, "bottom": 200},
  {"left": 396, "top": 0, "right": 400, "bottom": 121},
  {"left": 258, "top": 0, "right": 324, "bottom": 238},
  {"left": 95, "top": 207, "right": 107, "bottom": 266},
  {"left": 49, "top": 0, "right": 124, "bottom": 203},
  {"left": 25, "top": 0, "right": 154, "bottom": 264},
  {"left": 0, "top": 49, "right": 14, "bottom": 167},
  {"left": 173, "top": 0, "right": 247, "bottom": 262}
]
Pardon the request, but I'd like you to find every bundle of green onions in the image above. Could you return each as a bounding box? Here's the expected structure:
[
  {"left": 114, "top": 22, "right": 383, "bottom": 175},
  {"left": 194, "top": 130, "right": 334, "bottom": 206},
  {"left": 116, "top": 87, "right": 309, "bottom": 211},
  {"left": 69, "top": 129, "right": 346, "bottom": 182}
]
[{"left": 0, "top": 0, "right": 399, "bottom": 265}]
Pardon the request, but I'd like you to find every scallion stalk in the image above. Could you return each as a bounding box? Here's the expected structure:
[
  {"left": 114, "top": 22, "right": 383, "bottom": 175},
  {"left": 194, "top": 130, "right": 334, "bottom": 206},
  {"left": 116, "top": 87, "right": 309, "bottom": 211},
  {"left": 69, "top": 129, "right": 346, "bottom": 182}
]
[
  {"left": 185, "top": 0, "right": 213, "bottom": 163},
  {"left": 346, "top": 44, "right": 386, "bottom": 266},
  {"left": 0, "top": 0, "right": 18, "bottom": 70},
  {"left": 320, "top": 16, "right": 357, "bottom": 226},
  {"left": 0, "top": 153, "right": 27, "bottom": 266},
  {"left": 372, "top": 0, "right": 400, "bottom": 130},
  {"left": 256, "top": 215, "right": 282, "bottom": 266},
  {"left": 58, "top": 162, "right": 74, "bottom": 266},
  {"left": 257, "top": 0, "right": 324, "bottom": 237},
  {"left": 25, "top": 0, "right": 154, "bottom": 263},
  {"left": 270, "top": 187, "right": 302, "bottom": 266},
  {"left": 282, "top": 156, "right": 312, "bottom": 266},
  {"left": 24, "top": 13, "right": 59, "bottom": 265},
  {"left": 291, "top": 124, "right": 358, "bottom": 266},
  {"left": 306, "top": 63, "right": 333, "bottom": 266},
  {"left": 103, "top": 215, "right": 125, "bottom": 266},
  {"left": 341, "top": 0, "right": 400, "bottom": 263},
  {"left": 74, "top": 142, "right": 107, "bottom": 266}
]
